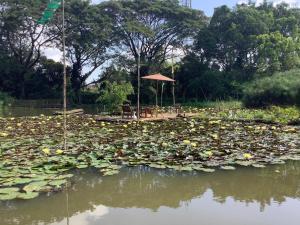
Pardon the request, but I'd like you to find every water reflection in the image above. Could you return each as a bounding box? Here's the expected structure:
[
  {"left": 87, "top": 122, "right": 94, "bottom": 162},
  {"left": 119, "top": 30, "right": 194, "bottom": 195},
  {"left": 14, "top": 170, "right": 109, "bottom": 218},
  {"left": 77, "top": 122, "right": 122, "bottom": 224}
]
[
  {"left": 0, "top": 106, "right": 100, "bottom": 117},
  {"left": 1, "top": 162, "right": 300, "bottom": 225}
]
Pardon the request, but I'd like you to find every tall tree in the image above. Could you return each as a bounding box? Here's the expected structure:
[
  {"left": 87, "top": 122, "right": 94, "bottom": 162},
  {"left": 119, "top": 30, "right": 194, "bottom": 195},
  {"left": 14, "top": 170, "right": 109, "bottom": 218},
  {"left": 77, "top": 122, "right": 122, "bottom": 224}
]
[
  {"left": 0, "top": 0, "right": 58, "bottom": 98},
  {"left": 256, "top": 31, "right": 300, "bottom": 73},
  {"left": 103, "top": 0, "right": 207, "bottom": 75},
  {"left": 59, "top": 0, "right": 115, "bottom": 102},
  {"left": 194, "top": 4, "right": 271, "bottom": 75}
]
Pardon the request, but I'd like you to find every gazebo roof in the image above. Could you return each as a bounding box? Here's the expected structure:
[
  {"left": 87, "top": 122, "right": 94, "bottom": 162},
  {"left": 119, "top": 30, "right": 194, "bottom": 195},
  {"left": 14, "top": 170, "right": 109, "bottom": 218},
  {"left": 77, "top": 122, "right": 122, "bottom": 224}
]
[{"left": 142, "top": 73, "right": 175, "bottom": 82}]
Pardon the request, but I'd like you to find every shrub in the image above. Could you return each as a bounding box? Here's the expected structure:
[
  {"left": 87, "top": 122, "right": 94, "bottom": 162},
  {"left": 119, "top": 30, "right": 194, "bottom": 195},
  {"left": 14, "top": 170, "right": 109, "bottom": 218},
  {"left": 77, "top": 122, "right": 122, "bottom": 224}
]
[
  {"left": 97, "top": 81, "right": 134, "bottom": 113},
  {"left": 0, "top": 92, "right": 13, "bottom": 107},
  {"left": 243, "top": 69, "right": 300, "bottom": 108}
]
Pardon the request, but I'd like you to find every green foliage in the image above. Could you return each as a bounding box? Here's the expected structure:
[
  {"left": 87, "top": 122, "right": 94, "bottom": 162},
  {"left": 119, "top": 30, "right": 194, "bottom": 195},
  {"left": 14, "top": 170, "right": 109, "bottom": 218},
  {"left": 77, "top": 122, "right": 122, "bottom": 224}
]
[
  {"left": 256, "top": 32, "right": 300, "bottom": 73},
  {"left": 182, "top": 101, "right": 242, "bottom": 110},
  {"left": 97, "top": 82, "right": 134, "bottom": 112},
  {"left": 0, "top": 92, "right": 13, "bottom": 107},
  {"left": 243, "top": 69, "right": 300, "bottom": 108},
  {"left": 176, "top": 54, "right": 243, "bottom": 101}
]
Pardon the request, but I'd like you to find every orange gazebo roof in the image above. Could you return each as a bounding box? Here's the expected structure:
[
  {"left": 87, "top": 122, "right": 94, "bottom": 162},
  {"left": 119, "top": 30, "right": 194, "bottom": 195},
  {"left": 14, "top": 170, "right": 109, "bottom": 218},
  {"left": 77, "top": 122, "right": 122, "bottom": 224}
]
[{"left": 142, "top": 73, "right": 175, "bottom": 82}]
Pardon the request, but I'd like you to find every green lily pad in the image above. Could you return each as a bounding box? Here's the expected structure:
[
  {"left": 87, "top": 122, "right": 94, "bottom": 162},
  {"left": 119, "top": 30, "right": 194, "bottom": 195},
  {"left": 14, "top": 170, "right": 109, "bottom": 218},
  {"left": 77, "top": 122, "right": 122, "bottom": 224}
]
[
  {"left": 235, "top": 161, "right": 254, "bottom": 167},
  {"left": 0, "top": 187, "right": 20, "bottom": 194},
  {"left": 53, "top": 174, "right": 74, "bottom": 180},
  {"left": 252, "top": 164, "right": 266, "bottom": 168},
  {"left": 17, "top": 192, "right": 39, "bottom": 200},
  {"left": 76, "top": 164, "right": 88, "bottom": 169},
  {"left": 102, "top": 170, "right": 119, "bottom": 176},
  {"left": 23, "top": 181, "right": 48, "bottom": 192},
  {"left": 0, "top": 192, "right": 18, "bottom": 201},
  {"left": 220, "top": 166, "right": 236, "bottom": 170},
  {"left": 0, "top": 187, "right": 19, "bottom": 201},
  {"left": 149, "top": 164, "right": 167, "bottom": 169},
  {"left": 197, "top": 168, "right": 215, "bottom": 173},
  {"left": 180, "top": 166, "right": 193, "bottom": 171},
  {"left": 49, "top": 179, "right": 67, "bottom": 188}
]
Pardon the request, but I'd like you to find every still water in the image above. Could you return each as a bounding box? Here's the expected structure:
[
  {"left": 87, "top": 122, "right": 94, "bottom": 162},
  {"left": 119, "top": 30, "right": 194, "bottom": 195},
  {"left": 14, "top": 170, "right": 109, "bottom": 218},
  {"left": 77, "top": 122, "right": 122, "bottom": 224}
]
[
  {"left": 0, "top": 106, "right": 99, "bottom": 117},
  {"left": 1, "top": 162, "right": 300, "bottom": 225}
]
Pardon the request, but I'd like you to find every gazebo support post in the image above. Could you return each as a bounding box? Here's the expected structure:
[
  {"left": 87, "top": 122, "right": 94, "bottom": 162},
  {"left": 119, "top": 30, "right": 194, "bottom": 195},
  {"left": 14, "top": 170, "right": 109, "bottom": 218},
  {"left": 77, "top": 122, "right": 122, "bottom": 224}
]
[
  {"left": 156, "top": 80, "right": 158, "bottom": 106},
  {"left": 161, "top": 82, "right": 164, "bottom": 107}
]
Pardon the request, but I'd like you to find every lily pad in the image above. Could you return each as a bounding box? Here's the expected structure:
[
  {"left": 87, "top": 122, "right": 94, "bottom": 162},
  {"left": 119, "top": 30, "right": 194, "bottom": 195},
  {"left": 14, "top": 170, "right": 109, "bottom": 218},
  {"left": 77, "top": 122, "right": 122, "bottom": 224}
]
[
  {"left": 252, "top": 164, "right": 266, "bottom": 168},
  {"left": 102, "top": 170, "right": 119, "bottom": 176},
  {"left": 17, "top": 192, "right": 39, "bottom": 200},
  {"left": 49, "top": 179, "right": 67, "bottom": 188},
  {"left": 0, "top": 187, "right": 19, "bottom": 201},
  {"left": 23, "top": 181, "right": 48, "bottom": 192},
  {"left": 220, "top": 166, "right": 236, "bottom": 170},
  {"left": 197, "top": 168, "right": 215, "bottom": 173}
]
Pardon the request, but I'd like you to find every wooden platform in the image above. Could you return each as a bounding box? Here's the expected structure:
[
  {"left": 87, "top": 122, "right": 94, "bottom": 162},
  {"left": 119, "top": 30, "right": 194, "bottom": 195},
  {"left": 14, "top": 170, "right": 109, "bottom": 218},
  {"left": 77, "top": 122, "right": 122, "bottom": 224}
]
[
  {"left": 53, "top": 109, "right": 84, "bottom": 115},
  {"left": 95, "top": 113, "right": 197, "bottom": 123}
]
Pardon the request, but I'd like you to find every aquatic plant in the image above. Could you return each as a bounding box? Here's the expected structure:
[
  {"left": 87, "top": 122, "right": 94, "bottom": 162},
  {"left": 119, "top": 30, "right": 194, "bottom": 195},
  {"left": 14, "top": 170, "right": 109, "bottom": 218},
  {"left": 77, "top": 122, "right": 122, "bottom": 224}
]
[{"left": 0, "top": 110, "right": 299, "bottom": 201}]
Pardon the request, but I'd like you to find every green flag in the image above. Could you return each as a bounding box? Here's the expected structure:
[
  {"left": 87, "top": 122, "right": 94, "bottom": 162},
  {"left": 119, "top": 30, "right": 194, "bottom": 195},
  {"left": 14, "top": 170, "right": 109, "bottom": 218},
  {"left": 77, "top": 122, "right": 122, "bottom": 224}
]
[{"left": 37, "top": 0, "right": 62, "bottom": 25}]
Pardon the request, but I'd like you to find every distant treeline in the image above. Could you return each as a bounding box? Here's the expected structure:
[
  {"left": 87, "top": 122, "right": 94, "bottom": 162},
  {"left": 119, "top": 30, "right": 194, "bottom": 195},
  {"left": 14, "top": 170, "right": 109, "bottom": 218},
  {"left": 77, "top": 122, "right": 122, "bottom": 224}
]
[{"left": 1, "top": 0, "right": 300, "bottom": 107}]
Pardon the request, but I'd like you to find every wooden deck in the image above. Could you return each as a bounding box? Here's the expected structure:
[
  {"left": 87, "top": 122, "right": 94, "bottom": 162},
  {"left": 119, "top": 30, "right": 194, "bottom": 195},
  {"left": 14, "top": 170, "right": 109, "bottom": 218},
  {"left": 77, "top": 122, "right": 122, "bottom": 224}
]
[{"left": 95, "top": 112, "right": 198, "bottom": 123}]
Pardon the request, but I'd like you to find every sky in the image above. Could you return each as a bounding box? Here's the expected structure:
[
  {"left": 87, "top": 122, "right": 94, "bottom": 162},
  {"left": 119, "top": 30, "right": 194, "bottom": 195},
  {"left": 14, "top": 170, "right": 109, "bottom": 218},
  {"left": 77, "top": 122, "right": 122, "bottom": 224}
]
[{"left": 91, "top": 0, "right": 237, "bottom": 16}]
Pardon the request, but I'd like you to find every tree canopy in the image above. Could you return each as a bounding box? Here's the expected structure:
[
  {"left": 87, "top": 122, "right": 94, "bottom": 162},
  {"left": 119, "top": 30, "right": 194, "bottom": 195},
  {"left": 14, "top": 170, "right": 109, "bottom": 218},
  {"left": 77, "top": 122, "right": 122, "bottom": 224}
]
[{"left": 0, "top": 0, "right": 300, "bottom": 107}]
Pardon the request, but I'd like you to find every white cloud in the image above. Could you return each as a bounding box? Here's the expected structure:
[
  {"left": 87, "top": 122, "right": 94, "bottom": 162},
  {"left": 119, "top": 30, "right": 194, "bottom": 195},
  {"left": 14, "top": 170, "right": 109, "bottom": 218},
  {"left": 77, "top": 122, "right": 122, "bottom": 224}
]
[
  {"left": 43, "top": 47, "right": 62, "bottom": 62},
  {"left": 254, "top": 0, "right": 299, "bottom": 7}
]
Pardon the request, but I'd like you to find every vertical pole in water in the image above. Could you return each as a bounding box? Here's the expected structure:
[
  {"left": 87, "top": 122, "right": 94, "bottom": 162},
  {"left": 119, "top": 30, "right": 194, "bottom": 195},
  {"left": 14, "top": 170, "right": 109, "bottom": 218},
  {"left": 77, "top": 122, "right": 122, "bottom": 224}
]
[
  {"left": 172, "top": 48, "right": 175, "bottom": 107},
  {"left": 62, "top": 0, "right": 67, "bottom": 152},
  {"left": 62, "top": 1, "right": 70, "bottom": 225},
  {"left": 137, "top": 40, "right": 141, "bottom": 121}
]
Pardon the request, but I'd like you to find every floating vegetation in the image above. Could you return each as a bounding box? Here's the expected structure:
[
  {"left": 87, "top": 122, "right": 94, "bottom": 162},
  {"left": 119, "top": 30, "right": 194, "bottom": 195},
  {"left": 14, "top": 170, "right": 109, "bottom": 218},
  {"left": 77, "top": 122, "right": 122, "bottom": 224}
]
[{"left": 0, "top": 112, "right": 300, "bottom": 201}]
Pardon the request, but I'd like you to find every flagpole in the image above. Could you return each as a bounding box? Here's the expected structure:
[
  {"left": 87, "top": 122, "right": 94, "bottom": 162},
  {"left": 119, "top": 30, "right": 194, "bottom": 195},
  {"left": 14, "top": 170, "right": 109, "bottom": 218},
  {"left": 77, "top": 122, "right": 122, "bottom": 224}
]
[
  {"left": 137, "top": 40, "right": 141, "bottom": 121},
  {"left": 62, "top": 0, "right": 67, "bottom": 151}
]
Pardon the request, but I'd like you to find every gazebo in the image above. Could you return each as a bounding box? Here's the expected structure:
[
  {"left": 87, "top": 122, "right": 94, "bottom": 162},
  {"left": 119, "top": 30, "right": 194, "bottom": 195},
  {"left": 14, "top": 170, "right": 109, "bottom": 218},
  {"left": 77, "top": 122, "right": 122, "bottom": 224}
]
[{"left": 142, "top": 73, "right": 175, "bottom": 107}]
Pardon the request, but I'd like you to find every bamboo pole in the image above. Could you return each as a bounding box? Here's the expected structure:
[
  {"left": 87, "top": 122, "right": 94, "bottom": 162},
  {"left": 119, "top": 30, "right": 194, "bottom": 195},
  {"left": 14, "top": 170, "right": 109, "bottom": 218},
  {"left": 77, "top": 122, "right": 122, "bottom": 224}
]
[
  {"left": 62, "top": 0, "right": 67, "bottom": 151},
  {"left": 172, "top": 48, "right": 176, "bottom": 107},
  {"left": 137, "top": 41, "right": 141, "bottom": 121}
]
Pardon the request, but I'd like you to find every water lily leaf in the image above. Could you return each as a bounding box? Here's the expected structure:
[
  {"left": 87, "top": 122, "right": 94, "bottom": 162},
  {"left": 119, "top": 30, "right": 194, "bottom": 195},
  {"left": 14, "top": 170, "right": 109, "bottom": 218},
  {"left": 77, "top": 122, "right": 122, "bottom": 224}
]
[
  {"left": 49, "top": 179, "right": 67, "bottom": 188},
  {"left": 220, "top": 166, "right": 236, "bottom": 170},
  {"left": 2, "top": 177, "right": 33, "bottom": 186},
  {"left": 252, "top": 164, "right": 266, "bottom": 168},
  {"left": 53, "top": 174, "right": 73, "bottom": 180},
  {"left": 180, "top": 166, "right": 193, "bottom": 171},
  {"left": 0, "top": 187, "right": 19, "bottom": 201},
  {"left": 0, "top": 192, "right": 18, "bottom": 201},
  {"left": 102, "top": 170, "right": 119, "bottom": 176},
  {"left": 270, "top": 160, "right": 285, "bottom": 165},
  {"left": 76, "top": 164, "right": 88, "bottom": 169},
  {"left": 149, "top": 164, "right": 167, "bottom": 169},
  {"left": 287, "top": 155, "right": 300, "bottom": 161},
  {"left": 0, "top": 187, "right": 19, "bottom": 194},
  {"left": 17, "top": 192, "right": 39, "bottom": 200},
  {"left": 235, "top": 161, "right": 254, "bottom": 167},
  {"left": 23, "top": 181, "right": 48, "bottom": 192},
  {"left": 197, "top": 168, "right": 215, "bottom": 173}
]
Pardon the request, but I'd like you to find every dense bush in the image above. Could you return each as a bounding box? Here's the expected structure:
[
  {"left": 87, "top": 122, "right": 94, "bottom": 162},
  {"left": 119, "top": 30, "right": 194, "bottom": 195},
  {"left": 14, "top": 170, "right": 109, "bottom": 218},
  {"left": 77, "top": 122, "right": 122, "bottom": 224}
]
[
  {"left": 0, "top": 92, "right": 13, "bottom": 107},
  {"left": 97, "top": 81, "right": 134, "bottom": 112},
  {"left": 243, "top": 70, "right": 300, "bottom": 108}
]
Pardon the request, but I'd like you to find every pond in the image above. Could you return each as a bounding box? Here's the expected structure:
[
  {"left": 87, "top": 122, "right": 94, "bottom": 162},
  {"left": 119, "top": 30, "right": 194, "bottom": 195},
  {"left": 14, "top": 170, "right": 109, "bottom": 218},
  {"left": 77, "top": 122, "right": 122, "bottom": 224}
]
[
  {"left": 1, "top": 162, "right": 300, "bottom": 225},
  {"left": 0, "top": 106, "right": 100, "bottom": 117}
]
